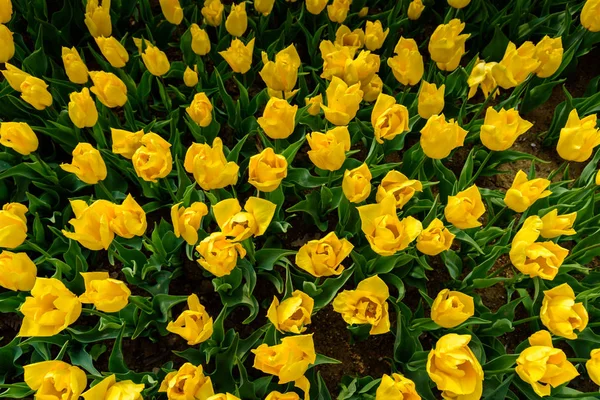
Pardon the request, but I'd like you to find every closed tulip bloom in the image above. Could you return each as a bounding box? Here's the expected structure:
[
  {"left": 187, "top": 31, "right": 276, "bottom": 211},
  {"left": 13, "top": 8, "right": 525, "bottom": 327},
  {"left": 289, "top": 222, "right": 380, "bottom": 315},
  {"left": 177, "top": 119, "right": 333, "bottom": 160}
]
[
  {"left": 208, "top": 394, "right": 240, "bottom": 400},
  {"left": 492, "top": 42, "right": 541, "bottom": 89},
  {"left": 535, "top": 36, "right": 563, "bottom": 78},
  {"left": 305, "top": 94, "right": 323, "bottom": 116},
  {"left": 407, "top": 0, "right": 425, "bottom": 20},
  {"left": 61, "top": 47, "right": 89, "bottom": 84},
  {"left": 431, "top": 289, "right": 474, "bottom": 328},
  {"left": 132, "top": 132, "right": 173, "bottom": 182},
  {"left": 0, "top": 203, "right": 28, "bottom": 249},
  {"left": 444, "top": 185, "right": 486, "bottom": 229},
  {"left": 20, "top": 76, "right": 53, "bottom": 110},
  {"left": 375, "top": 373, "right": 420, "bottom": 400},
  {"left": 111, "top": 194, "right": 147, "bottom": 239},
  {"left": 333, "top": 275, "right": 390, "bottom": 335},
  {"left": 95, "top": 36, "right": 129, "bottom": 68},
  {"left": 1, "top": 62, "right": 30, "bottom": 91},
  {"left": 540, "top": 209, "right": 576, "bottom": 238},
  {"left": 196, "top": 232, "right": 246, "bottom": 277},
  {"left": 171, "top": 202, "right": 209, "bottom": 245},
  {"left": 19, "top": 278, "right": 82, "bottom": 337},
  {"left": 365, "top": 21, "right": 388, "bottom": 51},
  {"left": 467, "top": 59, "right": 499, "bottom": 99},
  {"left": 296, "top": 232, "right": 353, "bottom": 277},
  {"left": 597, "top": 169, "right": 600, "bottom": 185},
  {"left": 159, "top": 363, "right": 214, "bottom": 400},
  {"left": 321, "top": 77, "right": 363, "bottom": 126},
  {"left": 248, "top": 148, "right": 287, "bottom": 192},
  {"left": 418, "top": 81, "right": 445, "bottom": 119},
  {"left": 213, "top": 197, "right": 276, "bottom": 241},
  {"left": 358, "top": 6, "right": 368, "bottom": 17},
  {"left": 225, "top": 2, "right": 247, "bottom": 37},
  {"left": 260, "top": 45, "right": 301, "bottom": 95},
  {"left": 89, "top": 71, "right": 128, "bottom": 108},
  {"left": 307, "top": 126, "right": 351, "bottom": 171},
  {"left": 111, "top": 128, "right": 143, "bottom": 159},
  {"left": 186, "top": 92, "right": 213, "bottom": 127},
  {"left": 0, "top": 0, "right": 12, "bottom": 23},
  {"left": 306, "top": 0, "right": 327, "bottom": 14},
  {"left": 516, "top": 330, "right": 579, "bottom": 397},
  {"left": 85, "top": 0, "right": 112, "bottom": 37},
  {"left": 343, "top": 163, "right": 372, "bottom": 203},
  {"left": 427, "top": 334, "right": 483, "bottom": 399},
  {"left": 344, "top": 50, "right": 380, "bottom": 86},
  {"left": 504, "top": 170, "right": 551, "bottom": 212},
  {"left": 448, "top": 0, "right": 471, "bottom": 8},
  {"left": 79, "top": 272, "right": 130, "bottom": 313},
  {"left": 190, "top": 24, "right": 211, "bottom": 55},
  {"left": 371, "top": 93, "right": 409, "bottom": 143},
  {"left": 416, "top": 218, "right": 455, "bottom": 256},
  {"left": 429, "top": 19, "right": 470, "bottom": 71},
  {"left": 68, "top": 88, "right": 99, "bottom": 129},
  {"left": 202, "top": 0, "right": 224, "bottom": 26},
  {"left": 420, "top": 114, "right": 467, "bottom": 159},
  {"left": 0, "top": 251, "right": 36, "bottom": 291},
  {"left": 540, "top": 283, "right": 588, "bottom": 339},
  {"left": 363, "top": 74, "right": 383, "bottom": 102},
  {"left": 0, "top": 121, "right": 39, "bottom": 155},
  {"left": 334, "top": 25, "right": 365, "bottom": 50},
  {"left": 258, "top": 97, "right": 297, "bottom": 139},
  {"left": 0, "top": 23, "right": 14, "bottom": 63},
  {"left": 62, "top": 199, "right": 116, "bottom": 250},
  {"left": 357, "top": 195, "right": 422, "bottom": 256},
  {"left": 219, "top": 38, "right": 255, "bottom": 73},
  {"left": 183, "top": 66, "right": 199, "bottom": 87},
  {"left": 265, "top": 392, "right": 300, "bottom": 400},
  {"left": 268, "top": 290, "right": 314, "bottom": 333},
  {"left": 24, "top": 361, "right": 86, "bottom": 400},
  {"left": 160, "top": 0, "right": 183, "bottom": 24},
  {"left": 587, "top": 349, "right": 600, "bottom": 386},
  {"left": 582, "top": 0, "right": 600, "bottom": 32},
  {"left": 557, "top": 109, "right": 600, "bottom": 162},
  {"left": 184, "top": 138, "right": 239, "bottom": 190},
  {"left": 167, "top": 293, "right": 213, "bottom": 345},
  {"left": 480, "top": 107, "right": 533, "bottom": 151},
  {"left": 387, "top": 37, "right": 424, "bottom": 86},
  {"left": 135, "top": 39, "right": 170, "bottom": 76},
  {"left": 61, "top": 143, "right": 107, "bottom": 184},
  {"left": 82, "top": 375, "right": 144, "bottom": 400},
  {"left": 376, "top": 170, "right": 422, "bottom": 208},
  {"left": 255, "top": 0, "right": 275, "bottom": 15},
  {"left": 327, "top": 0, "right": 351, "bottom": 23}
]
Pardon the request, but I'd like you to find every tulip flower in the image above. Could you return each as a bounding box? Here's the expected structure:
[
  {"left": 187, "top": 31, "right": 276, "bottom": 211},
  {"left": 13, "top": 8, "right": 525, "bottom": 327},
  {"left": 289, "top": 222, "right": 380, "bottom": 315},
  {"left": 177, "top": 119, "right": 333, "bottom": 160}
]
[
  {"left": 0, "top": 121, "right": 39, "bottom": 155},
  {"left": 371, "top": 93, "right": 410, "bottom": 143},
  {"left": 82, "top": 375, "right": 144, "bottom": 400},
  {"left": 60, "top": 143, "right": 107, "bottom": 185},
  {"left": 0, "top": 0, "right": 12, "bottom": 23},
  {"left": 342, "top": 163, "right": 372, "bottom": 203},
  {"left": 184, "top": 138, "right": 239, "bottom": 190},
  {"left": 0, "top": 24, "right": 14, "bottom": 63},
  {"left": 365, "top": 21, "right": 388, "bottom": 51},
  {"left": 61, "top": 47, "right": 89, "bottom": 84},
  {"left": 431, "top": 289, "right": 474, "bottom": 328},
  {"left": 183, "top": 66, "right": 199, "bottom": 87},
  {"left": 258, "top": 97, "right": 297, "bottom": 139},
  {"left": 24, "top": 361, "right": 86, "bottom": 400},
  {"left": 540, "top": 283, "right": 588, "bottom": 339},
  {"left": 295, "top": 232, "right": 353, "bottom": 277},
  {"left": 167, "top": 294, "right": 213, "bottom": 345},
  {"left": 248, "top": 148, "right": 287, "bottom": 192},
  {"left": 186, "top": 92, "right": 213, "bottom": 127},
  {"left": 62, "top": 199, "right": 116, "bottom": 251},
  {"left": 444, "top": 185, "right": 486, "bottom": 229},
  {"left": 557, "top": 109, "right": 600, "bottom": 162},
  {"left": 540, "top": 209, "right": 576, "bottom": 238},
  {"left": 387, "top": 37, "right": 424, "bottom": 86},
  {"left": 535, "top": 36, "right": 563, "bottom": 78},
  {"left": 159, "top": 363, "right": 214, "bottom": 400},
  {"left": 132, "top": 132, "right": 173, "bottom": 182},
  {"left": 208, "top": 394, "right": 240, "bottom": 400},
  {"left": 375, "top": 373, "right": 420, "bottom": 400},
  {"left": 587, "top": 349, "right": 600, "bottom": 386},
  {"left": 111, "top": 128, "right": 144, "bottom": 159},
  {"left": 448, "top": 0, "right": 471, "bottom": 8},
  {"left": 418, "top": 81, "right": 445, "bottom": 119},
  {"left": 196, "top": 232, "right": 246, "bottom": 277},
  {"left": 79, "top": 272, "right": 131, "bottom": 313},
  {"left": 160, "top": 0, "right": 183, "bottom": 25},
  {"left": 375, "top": 170, "right": 422, "bottom": 208},
  {"left": 95, "top": 36, "right": 129, "bottom": 68},
  {"left": 467, "top": 59, "right": 499, "bottom": 99},
  {"left": 407, "top": 0, "right": 425, "bottom": 20},
  {"left": 420, "top": 114, "right": 467, "bottom": 159},
  {"left": 202, "top": 0, "right": 224, "bottom": 26},
  {"left": 319, "top": 40, "right": 355, "bottom": 82},
  {"left": 171, "top": 202, "right": 209, "bottom": 245},
  {"left": 321, "top": 77, "right": 363, "bottom": 126},
  {"left": 266, "top": 392, "right": 300, "bottom": 400},
  {"left": 363, "top": 75, "right": 383, "bottom": 102},
  {"left": 327, "top": 0, "right": 351, "bottom": 23},
  {"left": 260, "top": 45, "right": 301, "bottom": 97},
  {"left": 20, "top": 76, "right": 53, "bottom": 110},
  {"left": 268, "top": 290, "right": 314, "bottom": 333},
  {"left": 581, "top": 0, "right": 600, "bottom": 32},
  {"left": 225, "top": 2, "right": 247, "bottom": 37},
  {"left": 68, "top": 88, "right": 99, "bottom": 129},
  {"left": 344, "top": 50, "right": 380, "bottom": 86},
  {"left": 111, "top": 194, "right": 147, "bottom": 239},
  {"left": 334, "top": 25, "right": 365, "bottom": 49},
  {"left": 190, "top": 24, "right": 211, "bottom": 56},
  {"left": 134, "top": 38, "right": 170, "bottom": 76},
  {"left": 212, "top": 197, "right": 276, "bottom": 241},
  {"left": 429, "top": 19, "right": 470, "bottom": 71},
  {"left": 305, "top": 94, "right": 323, "bottom": 116},
  {"left": 306, "top": 0, "right": 327, "bottom": 15},
  {"left": 416, "top": 218, "right": 455, "bottom": 256},
  {"left": 504, "top": 170, "right": 551, "bottom": 212},
  {"left": 0, "top": 203, "right": 28, "bottom": 249},
  {"left": 1, "top": 62, "right": 30, "bottom": 91},
  {"left": 307, "top": 126, "right": 350, "bottom": 171},
  {"left": 492, "top": 41, "right": 541, "bottom": 89},
  {"left": 85, "top": 0, "right": 112, "bottom": 38},
  {"left": 0, "top": 251, "right": 36, "bottom": 291},
  {"left": 480, "top": 107, "right": 533, "bottom": 151},
  {"left": 89, "top": 71, "right": 128, "bottom": 108},
  {"left": 219, "top": 38, "right": 255, "bottom": 73}
]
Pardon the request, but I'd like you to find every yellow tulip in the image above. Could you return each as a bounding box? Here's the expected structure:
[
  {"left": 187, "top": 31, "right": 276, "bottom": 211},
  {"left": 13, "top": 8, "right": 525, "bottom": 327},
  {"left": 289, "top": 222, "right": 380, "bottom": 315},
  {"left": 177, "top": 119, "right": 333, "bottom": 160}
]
[
  {"left": 0, "top": 203, "right": 28, "bottom": 248},
  {"left": 516, "top": 330, "right": 579, "bottom": 397},
  {"left": 333, "top": 275, "right": 390, "bottom": 335},
  {"left": 196, "top": 232, "right": 246, "bottom": 277},
  {"left": 0, "top": 121, "right": 39, "bottom": 155},
  {"left": 268, "top": 290, "right": 314, "bottom": 333},
  {"left": 171, "top": 202, "right": 209, "bottom": 245},
  {"left": 24, "top": 361, "right": 86, "bottom": 400},
  {"left": 265, "top": 392, "right": 300, "bottom": 400},
  {"left": 0, "top": 251, "right": 36, "bottom": 291},
  {"left": 504, "top": 170, "right": 551, "bottom": 212},
  {"left": 365, "top": 21, "right": 389, "bottom": 51},
  {"left": 444, "top": 185, "right": 486, "bottom": 229},
  {"left": 295, "top": 232, "right": 353, "bottom": 277},
  {"left": 61, "top": 47, "right": 89, "bottom": 84},
  {"left": 183, "top": 65, "right": 199, "bottom": 87},
  {"left": 159, "top": 363, "right": 214, "bottom": 400},
  {"left": 319, "top": 40, "right": 355, "bottom": 82},
  {"left": 213, "top": 196, "right": 276, "bottom": 241},
  {"left": 467, "top": 59, "right": 499, "bottom": 99},
  {"left": 587, "top": 349, "right": 600, "bottom": 386},
  {"left": 344, "top": 50, "right": 380, "bottom": 86},
  {"left": 20, "top": 76, "right": 53, "bottom": 110},
  {"left": 207, "top": 394, "right": 240, "bottom": 400},
  {"left": 219, "top": 37, "right": 255, "bottom": 73},
  {"left": 167, "top": 293, "right": 213, "bottom": 345},
  {"left": 582, "top": 0, "right": 600, "bottom": 32},
  {"left": 492, "top": 42, "right": 541, "bottom": 89},
  {"left": 85, "top": 0, "right": 112, "bottom": 38},
  {"left": 95, "top": 36, "right": 129, "bottom": 68},
  {"left": 427, "top": 334, "right": 483, "bottom": 399},
  {"left": 431, "top": 289, "right": 474, "bottom": 328},
  {"left": 225, "top": 2, "right": 247, "bottom": 37},
  {"left": 258, "top": 97, "right": 297, "bottom": 139},
  {"left": 82, "top": 375, "right": 144, "bottom": 400},
  {"left": 535, "top": 36, "right": 563, "bottom": 78},
  {"left": 305, "top": 94, "right": 323, "bottom": 116},
  {"left": 202, "top": 0, "right": 224, "bottom": 26},
  {"left": 186, "top": 92, "right": 213, "bottom": 127},
  {"left": 342, "top": 163, "right": 372, "bottom": 203},
  {"left": 111, "top": 128, "right": 143, "bottom": 159},
  {"left": 418, "top": 81, "right": 445, "bottom": 119},
  {"left": 387, "top": 37, "right": 424, "bottom": 86},
  {"left": 160, "top": 0, "right": 183, "bottom": 25},
  {"left": 327, "top": 0, "right": 351, "bottom": 23},
  {"left": 1, "top": 62, "right": 30, "bottom": 91},
  {"left": 540, "top": 283, "right": 588, "bottom": 339},
  {"left": 407, "top": 0, "right": 425, "bottom": 20},
  {"left": 357, "top": 195, "right": 422, "bottom": 256},
  {"left": 260, "top": 45, "right": 301, "bottom": 95},
  {"left": 307, "top": 126, "right": 350, "bottom": 171},
  {"left": 184, "top": 138, "right": 239, "bottom": 190},
  {"left": 371, "top": 93, "right": 409, "bottom": 143},
  {"left": 68, "top": 88, "right": 99, "bottom": 129},
  {"left": 540, "top": 209, "right": 576, "bottom": 238},
  {"left": 190, "top": 24, "right": 211, "bottom": 56},
  {"left": 0, "top": 24, "right": 14, "bottom": 63},
  {"left": 19, "top": 278, "right": 82, "bottom": 337},
  {"left": 597, "top": 170, "right": 600, "bottom": 185},
  {"left": 362, "top": 74, "right": 383, "bottom": 102},
  {"left": 416, "top": 218, "right": 455, "bottom": 256},
  {"left": 557, "top": 109, "right": 600, "bottom": 162},
  {"left": 111, "top": 194, "right": 147, "bottom": 239},
  {"left": 448, "top": 0, "right": 471, "bottom": 8},
  {"left": 248, "top": 147, "right": 287, "bottom": 192},
  {"left": 62, "top": 199, "right": 116, "bottom": 250},
  {"left": 60, "top": 143, "right": 107, "bottom": 185},
  {"left": 79, "top": 272, "right": 131, "bottom": 313},
  {"left": 255, "top": 0, "right": 275, "bottom": 15},
  {"left": 429, "top": 19, "right": 470, "bottom": 71},
  {"left": 0, "top": 0, "right": 12, "bottom": 24},
  {"left": 132, "top": 132, "right": 173, "bottom": 182},
  {"left": 375, "top": 373, "right": 420, "bottom": 400},
  {"left": 89, "top": 71, "right": 128, "bottom": 108},
  {"left": 306, "top": 0, "right": 327, "bottom": 15},
  {"left": 480, "top": 107, "right": 533, "bottom": 151},
  {"left": 375, "top": 170, "right": 422, "bottom": 208},
  {"left": 358, "top": 6, "right": 368, "bottom": 17},
  {"left": 135, "top": 38, "right": 170, "bottom": 76},
  {"left": 334, "top": 25, "right": 365, "bottom": 49},
  {"left": 321, "top": 76, "right": 363, "bottom": 126},
  {"left": 420, "top": 114, "right": 467, "bottom": 159}
]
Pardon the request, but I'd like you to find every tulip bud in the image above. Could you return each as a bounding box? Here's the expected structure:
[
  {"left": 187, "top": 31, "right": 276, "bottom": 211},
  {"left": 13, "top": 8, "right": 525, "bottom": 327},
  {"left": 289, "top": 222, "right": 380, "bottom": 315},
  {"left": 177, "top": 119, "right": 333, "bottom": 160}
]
[
  {"left": 225, "top": 2, "right": 247, "bottom": 37},
  {"left": 431, "top": 289, "right": 474, "bottom": 328},
  {"left": 418, "top": 81, "right": 445, "bottom": 119},
  {"left": 255, "top": 0, "right": 275, "bottom": 15},
  {"left": 467, "top": 59, "right": 499, "bottom": 99},
  {"left": 0, "top": 122, "right": 39, "bottom": 155},
  {"left": 376, "top": 170, "right": 422, "bottom": 208},
  {"left": 587, "top": 349, "right": 600, "bottom": 386},
  {"left": 25, "top": 361, "right": 86, "bottom": 399},
  {"left": 541, "top": 283, "right": 588, "bottom": 339},
  {"left": 186, "top": 92, "right": 213, "bottom": 127},
  {"left": 0, "top": 23, "right": 14, "bottom": 63},
  {"left": 0, "top": 0, "right": 12, "bottom": 24},
  {"left": 480, "top": 107, "right": 533, "bottom": 151},
  {"left": 190, "top": 24, "right": 211, "bottom": 55},
  {"left": 202, "top": 0, "right": 224, "bottom": 26},
  {"left": 582, "top": 0, "right": 600, "bottom": 32},
  {"left": 171, "top": 202, "right": 209, "bottom": 245},
  {"left": 327, "top": 0, "right": 351, "bottom": 23},
  {"left": 504, "top": 170, "right": 551, "bottom": 212},
  {"left": 376, "top": 374, "right": 419, "bottom": 400},
  {"left": 132, "top": 132, "right": 173, "bottom": 182},
  {"left": 79, "top": 272, "right": 130, "bottom": 313},
  {"left": 1, "top": 62, "right": 30, "bottom": 91},
  {"left": 111, "top": 194, "right": 147, "bottom": 239},
  {"left": 0, "top": 251, "right": 36, "bottom": 291},
  {"left": 196, "top": 232, "right": 246, "bottom": 277},
  {"left": 407, "top": 0, "right": 425, "bottom": 20},
  {"left": 183, "top": 65, "right": 199, "bottom": 87},
  {"left": 358, "top": 7, "right": 368, "bottom": 17},
  {"left": 0, "top": 203, "right": 28, "bottom": 249},
  {"left": 159, "top": 364, "right": 214, "bottom": 400},
  {"left": 535, "top": 36, "right": 563, "bottom": 78},
  {"left": 85, "top": 0, "right": 112, "bottom": 38},
  {"left": 62, "top": 199, "right": 116, "bottom": 251},
  {"left": 167, "top": 294, "right": 213, "bottom": 345},
  {"left": 365, "top": 21, "right": 389, "bottom": 51},
  {"left": 295, "top": 231, "right": 353, "bottom": 277},
  {"left": 68, "top": 88, "right": 98, "bottom": 129},
  {"left": 420, "top": 114, "right": 467, "bottom": 159},
  {"left": 111, "top": 128, "right": 143, "bottom": 159},
  {"left": 371, "top": 93, "right": 409, "bottom": 143},
  {"left": 82, "top": 375, "right": 144, "bottom": 400},
  {"left": 306, "top": 0, "right": 327, "bottom": 15},
  {"left": 61, "top": 143, "right": 107, "bottom": 185},
  {"left": 429, "top": 19, "right": 470, "bottom": 71},
  {"left": 307, "top": 126, "right": 350, "bottom": 171},
  {"left": 342, "top": 163, "right": 372, "bottom": 203},
  {"left": 362, "top": 74, "right": 383, "bottom": 102},
  {"left": 95, "top": 36, "right": 129, "bottom": 68},
  {"left": 322, "top": 76, "right": 363, "bottom": 126},
  {"left": 268, "top": 290, "right": 314, "bottom": 333},
  {"left": 89, "top": 71, "right": 128, "bottom": 108},
  {"left": 387, "top": 37, "right": 424, "bottom": 86},
  {"left": 416, "top": 218, "right": 455, "bottom": 256},
  {"left": 160, "top": 0, "right": 183, "bottom": 25},
  {"left": 219, "top": 37, "right": 254, "bottom": 74},
  {"left": 258, "top": 97, "right": 297, "bottom": 139},
  {"left": 135, "top": 38, "right": 170, "bottom": 76},
  {"left": 212, "top": 197, "right": 276, "bottom": 241},
  {"left": 61, "top": 47, "right": 89, "bottom": 84},
  {"left": 248, "top": 147, "right": 288, "bottom": 192},
  {"left": 448, "top": 0, "right": 471, "bottom": 8},
  {"left": 492, "top": 41, "right": 540, "bottom": 89},
  {"left": 557, "top": 109, "right": 600, "bottom": 162},
  {"left": 20, "top": 77, "right": 53, "bottom": 110},
  {"left": 305, "top": 94, "right": 323, "bottom": 116},
  {"left": 444, "top": 185, "right": 485, "bottom": 229},
  {"left": 184, "top": 138, "right": 239, "bottom": 190},
  {"left": 334, "top": 25, "right": 365, "bottom": 49}
]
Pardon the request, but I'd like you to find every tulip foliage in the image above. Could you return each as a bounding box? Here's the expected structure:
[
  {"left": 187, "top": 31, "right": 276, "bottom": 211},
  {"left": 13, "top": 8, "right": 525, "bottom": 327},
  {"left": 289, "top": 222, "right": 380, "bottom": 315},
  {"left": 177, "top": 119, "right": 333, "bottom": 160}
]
[{"left": 1, "top": 0, "right": 600, "bottom": 399}]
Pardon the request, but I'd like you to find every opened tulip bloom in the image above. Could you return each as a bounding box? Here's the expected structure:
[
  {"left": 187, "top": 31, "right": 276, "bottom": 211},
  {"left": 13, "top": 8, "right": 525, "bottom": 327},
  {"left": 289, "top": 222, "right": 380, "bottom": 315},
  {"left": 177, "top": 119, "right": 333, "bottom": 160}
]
[
  {"left": 268, "top": 290, "right": 314, "bottom": 333},
  {"left": 167, "top": 294, "right": 213, "bottom": 345},
  {"left": 95, "top": 36, "right": 129, "bottom": 68},
  {"left": 258, "top": 97, "right": 297, "bottom": 139},
  {"left": 307, "top": 126, "right": 351, "bottom": 171},
  {"left": 444, "top": 185, "right": 486, "bottom": 229},
  {"left": 582, "top": 0, "right": 600, "bottom": 32},
  {"left": 540, "top": 283, "right": 588, "bottom": 339},
  {"left": 190, "top": 24, "right": 211, "bottom": 55},
  {"left": 407, "top": 0, "right": 425, "bottom": 20},
  {"left": 467, "top": 59, "right": 499, "bottom": 99},
  {"left": 196, "top": 232, "right": 246, "bottom": 277},
  {"left": 429, "top": 19, "right": 470, "bottom": 71},
  {"left": 321, "top": 76, "right": 363, "bottom": 126},
  {"left": 186, "top": 92, "right": 213, "bottom": 127},
  {"left": 82, "top": 375, "right": 144, "bottom": 400},
  {"left": 111, "top": 194, "right": 147, "bottom": 238},
  {"left": 376, "top": 170, "right": 422, "bottom": 208},
  {"left": 159, "top": 363, "right": 214, "bottom": 400},
  {"left": 540, "top": 209, "right": 576, "bottom": 238},
  {"left": 375, "top": 373, "right": 420, "bottom": 400},
  {"left": 111, "top": 128, "right": 143, "bottom": 159},
  {"left": 265, "top": 392, "right": 300, "bottom": 400},
  {"left": 0, "top": 121, "right": 39, "bottom": 155},
  {"left": 248, "top": 147, "right": 288, "bottom": 192},
  {"left": 416, "top": 218, "right": 455, "bottom": 256},
  {"left": 327, "top": 0, "right": 351, "bottom": 23},
  {"left": 202, "top": 0, "right": 224, "bottom": 26},
  {"left": 334, "top": 25, "right": 365, "bottom": 49},
  {"left": 504, "top": 170, "right": 551, "bottom": 212},
  {"left": 132, "top": 132, "right": 173, "bottom": 182},
  {"left": 372, "top": 94, "right": 409, "bottom": 143},
  {"left": 557, "top": 109, "right": 600, "bottom": 162},
  {"left": 255, "top": 0, "right": 275, "bottom": 15},
  {"left": 0, "top": 251, "right": 36, "bottom": 291},
  {"left": 342, "top": 163, "right": 372, "bottom": 203},
  {"left": 387, "top": 37, "right": 424, "bottom": 86},
  {"left": 295, "top": 231, "right": 353, "bottom": 277},
  {"left": 418, "top": 81, "right": 445, "bottom": 119},
  {"left": 62, "top": 199, "right": 116, "bottom": 250},
  {"left": 212, "top": 197, "right": 276, "bottom": 241},
  {"left": 89, "top": 71, "right": 128, "bottom": 108},
  {"left": 62, "top": 47, "right": 89, "bottom": 84},
  {"left": 587, "top": 349, "right": 600, "bottom": 386},
  {"left": 184, "top": 138, "right": 239, "bottom": 190},
  {"left": 68, "top": 88, "right": 99, "bottom": 129},
  {"left": 480, "top": 107, "right": 533, "bottom": 151},
  {"left": 225, "top": 2, "right": 247, "bottom": 37},
  {"left": 431, "top": 289, "right": 474, "bottom": 328},
  {"left": 160, "top": 0, "right": 183, "bottom": 24},
  {"left": 85, "top": 0, "right": 112, "bottom": 37},
  {"left": 171, "top": 202, "right": 209, "bottom": 245},
  {"left": 219, "top": 38, "right": 255, "bottom": 73},
  {"left": 493, "top": 41, "right": 541, "bottom": 89},
  {"left": 0, "top": 203, "right": 28, "bottom": 248},
  {"left": 20, "top": 76, "right": 53, "bottom": 110},
  {"left": 420, "top": 114, "right": 467, "bottom": 159},
  {"left": 535, "top": 36, "right": 563, "bottom": 78},
  {"left": 208, "top": 394, "right": 240, "bottom": 400},
  {"left": 61, "top": 143, "right": 107, "bottom": 185},
  {"left": 134, "top": 38, "right": 170, "bottom": 76},
  {"left": 25, "top": 361, "right": 87, "bottom": 400},
  {"left": 79, "top": 272, "right": 130, "bottom": 313}
]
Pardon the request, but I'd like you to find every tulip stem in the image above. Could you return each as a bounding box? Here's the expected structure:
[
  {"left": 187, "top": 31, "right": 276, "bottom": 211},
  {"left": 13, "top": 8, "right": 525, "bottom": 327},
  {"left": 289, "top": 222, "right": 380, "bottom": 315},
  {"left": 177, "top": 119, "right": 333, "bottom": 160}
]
[
  {"left": 96, "top": 181, "right": 116, "bottom": 202},
  {"left": 327, "top": 171, "right": 333, "bottom": 187},
  {"left": 162, "top": 179, "right": 178, "bottom": 202},
  {"left": 25, "top": 240, "right": 52, "bottom": 259},
  {"left": 399, "top": 85, "right": 411, "bottom": 106},
  {"left": 512, "top": 315, "right": 539, "bottom": 326},
  {"left": 486, "top": 206, "right": 508, "bottom": 228},
  {"left": 566, "top": 358, "right": 587, "bottom": 363},
  {"left": 587, "top": 322, "right": 600, "bottom": 328},
  {"left": 466, "top": 150, "right": 494, "bottom": 188},
  {"left": 486, "top": 368, "right": 515, "bottom": 375},
  {"left": 567, "top": 243, "right": 600, "bottom": 262},
  {"left": 467, "top": 86, "right": 499, "bottom": 129}
]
